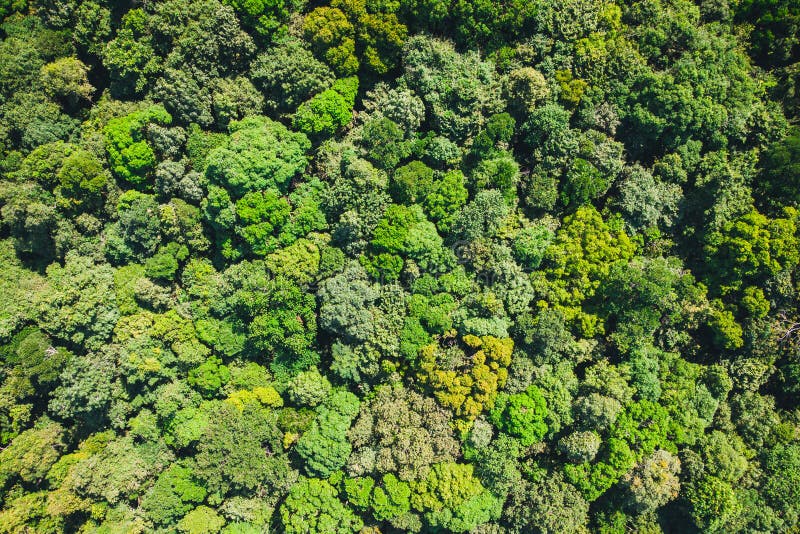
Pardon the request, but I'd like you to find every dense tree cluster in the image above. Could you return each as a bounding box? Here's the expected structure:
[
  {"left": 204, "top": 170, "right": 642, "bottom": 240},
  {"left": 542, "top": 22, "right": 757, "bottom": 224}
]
[{"left": 1, "top": 0, "right": 800, "bottom": 531}]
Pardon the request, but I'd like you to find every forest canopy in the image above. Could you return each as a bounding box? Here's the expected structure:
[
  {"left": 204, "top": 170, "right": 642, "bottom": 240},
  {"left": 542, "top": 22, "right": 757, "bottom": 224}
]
[{"left": 1, "top": 0, "right": 800, "bottom": 532}]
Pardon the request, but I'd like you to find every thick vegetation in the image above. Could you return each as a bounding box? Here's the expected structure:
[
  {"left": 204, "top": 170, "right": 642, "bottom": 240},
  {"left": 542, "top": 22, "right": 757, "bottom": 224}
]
[{"left": 0, "top": 0, "right": 799, "bottom": 532}]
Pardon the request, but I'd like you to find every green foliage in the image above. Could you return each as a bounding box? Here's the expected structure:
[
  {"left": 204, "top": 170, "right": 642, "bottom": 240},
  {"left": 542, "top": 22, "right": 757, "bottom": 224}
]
[
  {"left": 0, "top": 0, "right": 26, "bottom": 20},
  {"left": 151, "top": 69, "right": 213, "bottom": 128},
  {"left": 144, "top": 242, "right": 187, "bottom": 281},
  {"left": 36, "top": 252, "right": 119, "bottom": 349},
  {"left": 303, "top": 7, "right": 359, "bottom": 76},
  {"left": 533, "top": 205, "right": 635, "bottom": 337},
  {"left": 422, "top": 170, "right": 468, "bottom": 232},
  {"left": 757, "top": 129, "right": 800, "bottom": 211},
  {"left": 265, "top": 238, "right": 321, "bottom": 284},
  {"left": 417, "top": 335, "right": 513, "bottom": 432},
  {"left": 49, "top": 434, "right": 173, "bottom": 510},
  {"left": 402, "top": 35, "right": 503, "bottom": 142},
  {"left": 73, "top": 1, "right": 112, "bottom": 56},
  {"left": 251, "top": 37, "right": 334, "bottom": 114},
  {"left": 453, "top": 189, "right": 510, "bottom": 240},
  {"left": 470, "top": 152, "right": 520, "bottom": 203},
  {"left": 344, "top": 476, "right": 374, "bottom": 510},
  {"left": 210, "top": 77, "right": 264, "bottom": 129},
  {"left": 234, "top": 189, "right": 290, "bottom": 256},
  {"left": 362, "top": 203, "right": 449, "bottom": 280},
  {"left": 102, "top": 10, "right": 161, "bottom": 97},
  {"left": 140, "top": 464, "right": 207, "bottom": 526},
  {"left": 504, "top": 472, "right": 589, "bottom": 534},
  {"left": 736, "top": 0, "right": 800, "bottom": 66},
  {"left": 223, "top": 0, "right": 292, "bottom": 40},
  {"left": 195, "top": 401, "right": 287, "bottom": 497},
  {"left": 561, "top": 157, "right": 608, "bottom": 208},
  {"left": 295, "top": 390, "right": 360, "bottom": 477},
  {"left": 303, "top": 0, "right": 407, "bottom": 76},
  {"left": 293, "top": 77, "right": 358, "bottom": 138},
  {"left": 410, "top": 462, "right": 501, "bottom": 532},
  {"left": 106, "top": 191, "right": 162, "bottom": 262},
  {"left": 361, "top": 118, "right": 411, "bottom": 170},
  {"left": 347, "top": 383, "right": 459, "bottom": 481},
  {"left": 512, "top": 224, "right": 554, "bottom": 270},
  {"left": 0, "top": 420, "right": 64, "bottom": 490},
  {"left": 686, "top": 475, "right": 742, "bottom": 532},
  {"left": 621, "top": 449, "right": 681, "bottom": 513},
  {"left": 564, "top": 398, "right": 674, "bottom": 501},
  {"left": 762, "top": 443, "right": 800, "bottom": 524},
  {"left": 466, "top": 432, "right": 521, "bottom": 496},
  {"left": 391, "top": 161, "right": 434, "bottom": 204},
  {"left": 0, "top": 179, "right": 59, "bottom": 261},
  {"left": 555, "top": 69, "right": 588, "bottom": 108},
  {"left": 104, "top": 105, "right": 172, "bottom": 186},
  {"left": 0, "top": 328, "right": 70, "bottom": 443},
  {"left": 704, "top": 207, "right": 799, "bottom": 299},
  {"left": 597, "top": 256, "right": 706, "bottom": 352},
  {"left": 336, "top": 0, "right": 408, "bottom": 74},
  {"left": 708, "top": 301, "right": 744, "bottom": 350},
  {"left": 371, "top": 473, "right": 412, "bottom": 521},
  {"left": 188, "top": 356, "right": 231, "bottom": 398},
  {"left": 56, "top": 148, "right": 107, "bottom": 211},
  {"left": 287, "top": 367, "right": 332, "bottom": 408},
  {"left": 504, "top": 66, "right": 550, "bottom": 116},
  {"left": 280, "top": 477, "right": 363, "bottom": 533},
  {"left": 205, "top": 116, "right": 310, "bottom": 197},
  {"left": 559, "top": 431, "right": 602, "bottom": 463},
  {"left": 40, "top": 57, "right": 93, "bottom": 107},
  {"left": 489, "top": 385, "right": 548, "bottom": 446},
  {"left": 48, "top": 349, "right": 121, "bottom": 429},
  {"left": 177, "top": 506, "right": 226, "bottom": 534},
  {"left": 1, "top": 2, "right": 799, "bottom": 532},
  {"left": 614, "top": 165, "right": 682, "bottom": 231},
  {"left": 318, "top": 260, "right": 378, "bottom": 344},
  {"left": 248, "top": 275, "right": 319, "bottom": 380},
  {"left": 701, "top": 431, "right": 748, "bottom": 483},
  {"left": 362, "top": 82, "right": 426, "bottom": 136}
]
